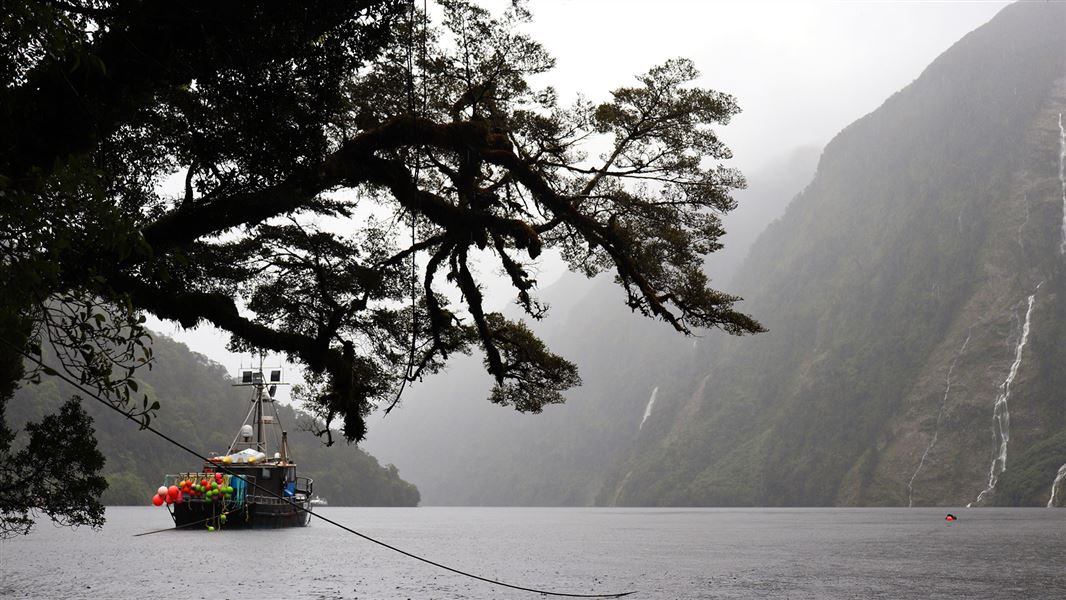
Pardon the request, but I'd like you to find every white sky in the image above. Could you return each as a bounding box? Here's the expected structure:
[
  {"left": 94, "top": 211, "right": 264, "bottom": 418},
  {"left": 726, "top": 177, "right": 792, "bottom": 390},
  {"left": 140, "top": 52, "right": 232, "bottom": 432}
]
[
  {"left": 149, "top": 0, "right": 1009, "bottom": 376},
  {"left": 514, "top": 0, "right": 1009, "bottom": 174}
]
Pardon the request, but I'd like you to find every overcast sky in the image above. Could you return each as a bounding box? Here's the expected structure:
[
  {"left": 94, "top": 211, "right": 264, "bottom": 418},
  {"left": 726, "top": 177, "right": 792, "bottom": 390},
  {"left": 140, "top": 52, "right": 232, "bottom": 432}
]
[
  {"left": 150, "top": 0, "right": 1010, "bottom": 374},
  {"left": 512, "top": 0, "right": 1009, "bottom": 174}
]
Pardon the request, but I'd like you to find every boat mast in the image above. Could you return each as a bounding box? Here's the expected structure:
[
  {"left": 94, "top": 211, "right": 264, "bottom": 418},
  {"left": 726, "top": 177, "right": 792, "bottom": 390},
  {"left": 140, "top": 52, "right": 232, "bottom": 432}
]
[
  {"left": 232, "top": 355, "right": 289, "bottom": 458},
  {"left": 255, "top": 381, "right": 264, "bottom": 454},
  {"left": 255, "top": 354, "right": 265, "bottom": 454}
]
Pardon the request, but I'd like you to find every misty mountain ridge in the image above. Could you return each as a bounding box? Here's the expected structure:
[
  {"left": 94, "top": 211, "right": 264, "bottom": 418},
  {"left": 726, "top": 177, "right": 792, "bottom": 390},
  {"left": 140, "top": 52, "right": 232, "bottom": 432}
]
[
  {"left": 602, "top": 0, "right": 1066, "bottom": 507},
  {"left": 10, "top": 334, "right": 420, "bottom": 506}
]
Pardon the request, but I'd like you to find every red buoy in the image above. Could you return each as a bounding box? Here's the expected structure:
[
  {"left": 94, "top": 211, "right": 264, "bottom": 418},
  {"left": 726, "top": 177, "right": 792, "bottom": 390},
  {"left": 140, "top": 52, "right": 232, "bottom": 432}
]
[{"left": 945, "top": 514, "right": 957, "bottom": 521}]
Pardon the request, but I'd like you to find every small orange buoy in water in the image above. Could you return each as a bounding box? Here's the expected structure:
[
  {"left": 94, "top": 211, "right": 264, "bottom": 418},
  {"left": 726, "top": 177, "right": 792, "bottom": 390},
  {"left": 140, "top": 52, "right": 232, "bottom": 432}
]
[{"left": 945, "top": 514, "right": 957, "bottom": 521}]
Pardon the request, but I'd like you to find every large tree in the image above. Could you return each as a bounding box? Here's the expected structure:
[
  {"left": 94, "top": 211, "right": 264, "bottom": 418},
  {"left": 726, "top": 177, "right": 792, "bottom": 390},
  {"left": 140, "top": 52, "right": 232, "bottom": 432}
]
[{"left": 0, "top": 0, "right": 760, "bottom": 534}]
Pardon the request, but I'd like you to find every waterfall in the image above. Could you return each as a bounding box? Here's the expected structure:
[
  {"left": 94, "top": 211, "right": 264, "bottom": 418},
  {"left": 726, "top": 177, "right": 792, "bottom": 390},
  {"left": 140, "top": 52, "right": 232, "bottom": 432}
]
[
  {"left": 971, "top": 284, "right": 1041, "bottom": 506},
  {"left": 907, "top": 329, "right": 971, "bottom": 507},
  {"left": 1058, "top": 113, "right": 1065, "bottom": 254},
  {"left": 611, "top": 469, "right": 634, "bottom": 507},
  {"left": 638, "top": 386, "right": 659, "bottom": 430},
  {"left": 1049, "top": 462, "right": 1066, "bottom": 507},
  {"left": 1045, "top": 112, "right": 1066, "bottom": 506}
]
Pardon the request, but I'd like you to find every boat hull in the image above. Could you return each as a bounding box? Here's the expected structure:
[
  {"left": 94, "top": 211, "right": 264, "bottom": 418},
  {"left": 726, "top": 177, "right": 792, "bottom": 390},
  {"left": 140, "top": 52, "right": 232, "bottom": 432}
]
[{"left": 171, "top": 498, "right": 312, "bottom": 530}]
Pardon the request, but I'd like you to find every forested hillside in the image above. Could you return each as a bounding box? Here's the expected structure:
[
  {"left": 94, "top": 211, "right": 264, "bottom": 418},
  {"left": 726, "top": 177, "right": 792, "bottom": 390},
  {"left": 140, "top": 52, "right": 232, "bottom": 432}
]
[{"left": 9, "top": 335, "right": 420, "bottom": 506}]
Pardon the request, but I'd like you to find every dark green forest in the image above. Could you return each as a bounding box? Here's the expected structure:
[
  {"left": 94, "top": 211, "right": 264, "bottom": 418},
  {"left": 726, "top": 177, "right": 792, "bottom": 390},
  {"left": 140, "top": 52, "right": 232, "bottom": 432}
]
[{"left": 9, "top": 334, "right": 420, "bottom": 506}]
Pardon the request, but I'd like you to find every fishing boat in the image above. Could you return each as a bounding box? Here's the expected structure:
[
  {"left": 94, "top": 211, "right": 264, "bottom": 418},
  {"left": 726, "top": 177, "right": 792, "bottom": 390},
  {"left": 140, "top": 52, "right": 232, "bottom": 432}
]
[
  {"left": 153, "top": 365, "right": 314, "bottom": 529},
  {"left": 310, "top": 495, "right": 329, "bottom": 507}
]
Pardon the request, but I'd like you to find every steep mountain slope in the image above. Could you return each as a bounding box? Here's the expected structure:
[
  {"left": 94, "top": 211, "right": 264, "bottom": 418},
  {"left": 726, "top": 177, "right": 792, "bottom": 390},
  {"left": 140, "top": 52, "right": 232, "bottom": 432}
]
[
  {"left": 706, "top": 146, "right": 821, "bottom": 286},
  {"left": 361, "top": 271, "right": 695, "bottom": 505},
  {"left": 9, "top": 334, "right": 420, "bottom": 506},
  {"left": 363, "top": 147, "right": 820, "bottom": 505},
  {"left": 602, "top": 1, "right": 1066, "bottom": 507}
]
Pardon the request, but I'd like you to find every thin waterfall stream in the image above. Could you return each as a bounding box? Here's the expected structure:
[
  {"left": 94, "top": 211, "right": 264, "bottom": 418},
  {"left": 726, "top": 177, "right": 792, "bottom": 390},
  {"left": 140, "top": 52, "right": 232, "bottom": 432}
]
[
  {"left": 1048, "top": 463, "right": 1066, "bottom": 507},
  {"left": 971, "top": 284, "right": 1042, "bottom": 506},
  {"left": 638, "top": 387, "right": 659, "bottom": 431},
  {"left": 908, "top": 329, "right": 972, "bottom": 507}
]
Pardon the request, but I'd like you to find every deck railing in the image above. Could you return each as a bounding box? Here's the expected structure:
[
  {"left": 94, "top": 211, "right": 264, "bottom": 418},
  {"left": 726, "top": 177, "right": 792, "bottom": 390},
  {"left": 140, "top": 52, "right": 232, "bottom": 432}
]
[{"left": 162, "top": 472, "right": 255, "bottom": 504}]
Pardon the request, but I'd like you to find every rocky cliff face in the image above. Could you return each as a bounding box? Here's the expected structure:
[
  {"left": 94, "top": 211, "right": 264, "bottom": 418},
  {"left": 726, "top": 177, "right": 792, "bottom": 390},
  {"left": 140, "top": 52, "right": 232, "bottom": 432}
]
[
  {"left": 602, "top": 1, "right": 1066, "bottom": 507},
  {"left": 873, "top": 85, "right": 1066, "bottom": 508}
]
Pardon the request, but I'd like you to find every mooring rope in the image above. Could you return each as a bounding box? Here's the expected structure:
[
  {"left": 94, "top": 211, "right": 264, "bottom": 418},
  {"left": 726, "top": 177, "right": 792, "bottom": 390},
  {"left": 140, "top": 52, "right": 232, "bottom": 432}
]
[
  {"left": 6, "top": 340, "right": 635, "bottom": 598},
  {"left": 134, "top": 505, "right": 245, "bottom": 537}
]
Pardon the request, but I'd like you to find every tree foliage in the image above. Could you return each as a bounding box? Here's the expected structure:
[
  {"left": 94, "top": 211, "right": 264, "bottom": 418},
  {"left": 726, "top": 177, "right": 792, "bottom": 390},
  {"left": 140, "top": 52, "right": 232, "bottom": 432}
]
[
  {"left": 0, "top": 397, "right": 106, "bottom": 537},
  {"left": 0, "top": 1, "right": 759, "bottom": 531}
]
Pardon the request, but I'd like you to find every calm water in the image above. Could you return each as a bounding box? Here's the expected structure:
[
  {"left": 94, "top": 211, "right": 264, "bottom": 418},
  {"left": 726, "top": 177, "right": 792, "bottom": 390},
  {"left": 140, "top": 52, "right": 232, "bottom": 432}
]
[{"left": 1, "top": 507, "right": 1063, "bottom": 599}]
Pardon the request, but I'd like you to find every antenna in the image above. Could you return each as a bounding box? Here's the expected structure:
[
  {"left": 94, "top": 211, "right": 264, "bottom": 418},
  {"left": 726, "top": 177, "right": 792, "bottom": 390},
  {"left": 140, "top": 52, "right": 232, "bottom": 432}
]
[{"left": 231, "top": 353, "right": 291, "bottom": 456}]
